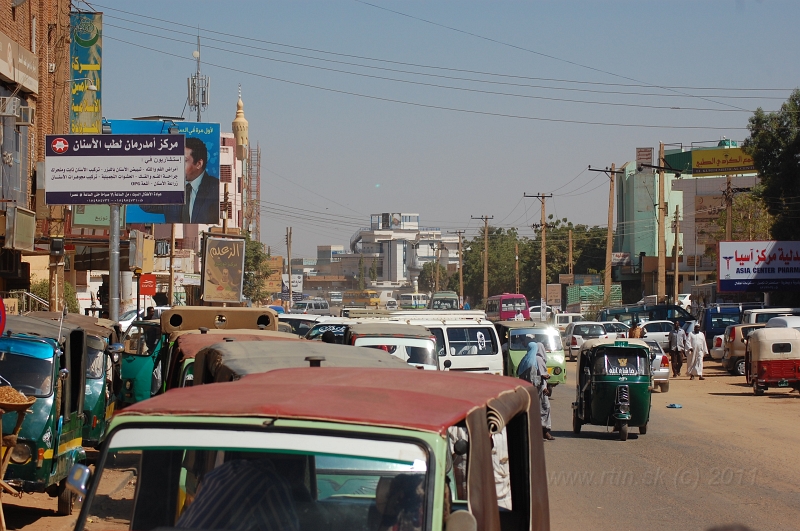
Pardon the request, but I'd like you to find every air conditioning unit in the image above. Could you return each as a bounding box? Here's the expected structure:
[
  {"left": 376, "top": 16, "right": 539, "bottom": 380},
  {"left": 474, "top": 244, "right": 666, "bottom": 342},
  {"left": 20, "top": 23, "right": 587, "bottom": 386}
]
[
  {"left": 16, "top": 106, "right": 35, "bottom": 126},
  {"left": 0, "top": 97, "right": 20, "bottom": 117}
]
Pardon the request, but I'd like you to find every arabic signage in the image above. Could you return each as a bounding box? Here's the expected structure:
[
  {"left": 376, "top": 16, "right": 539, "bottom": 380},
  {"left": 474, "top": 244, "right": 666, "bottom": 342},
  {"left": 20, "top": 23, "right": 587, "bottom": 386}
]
[
  {"left": 4, "top": 206, "right": 35, "bottom": 251},
  {"left": 0, "top": 28, "right": 39, "bottom": 94},
  {"left": 70, "top": 12, "right": 101, "bottom": 133},
  {"left": 202, "top": 235, "right": 245, "bottom": 303},
  {"left": 573, "top": 274, "right": 603, "bottom": 286},
  {"left": 72, "top": 204, "right": 126, "bottom": 228},
  {"left": 691, "top": 148, "right": 755, "bottom": 177},
  {"left": 695, "top": 195, "right": 725, "bottom": 246},
  {"left": 611, "top": 252, "right": 631, "bottom": 266},
  {"left": 110, "top": 120, "right": 221, "bottom": 225},
  {"left": 546, "top": 284, "right": 561, "bottom": 307},
  {"left": 281, "top": 274, "right": 303, "bottom": 302},
  {"left": 718, "top": 241, "right": 800, "bottom": 292},
  {"left": 558, "top": 274, "right": 574, "bottom": 285},
  {"left": 636, "top": 147, "right": 653, "bottom": 169},
  {"left": 44, "top": 134, "right": 185, "bottom": 205}
]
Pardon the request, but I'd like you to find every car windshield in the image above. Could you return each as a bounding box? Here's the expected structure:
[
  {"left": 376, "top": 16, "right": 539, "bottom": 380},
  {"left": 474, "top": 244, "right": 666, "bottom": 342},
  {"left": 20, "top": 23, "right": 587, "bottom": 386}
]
[
  {"left": 573, "top": 324, "right": 605, "bottom": 337},
  {"left": 81, "top": 427, "right": 430, "bottom": 531},
  {"left": 119, "top": 309, "right": 139, "bottom": 322},
  {"left": 306, "top": 323, "right": 348, "bottom": 343},
  {"left": 603, "top": 323, "right": 628, "bottom": 333},
  {"left": 0, "top": 352, "right": 54, "bottom": 397},
  {"left": 354, "top": 337, "right": 438, "bottom": 367},
  {"left": 508, "top": 330, "right": 559, "bottom": 352},
  {"left": 431, "top": 298, "right": 458, "bottom": 310}
]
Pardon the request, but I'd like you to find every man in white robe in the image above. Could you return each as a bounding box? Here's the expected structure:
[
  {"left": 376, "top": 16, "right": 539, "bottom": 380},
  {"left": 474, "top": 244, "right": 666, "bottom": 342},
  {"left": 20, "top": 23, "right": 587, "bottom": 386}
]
[{"left": 686, "top": 324, "right": 708, "bottom": 380}]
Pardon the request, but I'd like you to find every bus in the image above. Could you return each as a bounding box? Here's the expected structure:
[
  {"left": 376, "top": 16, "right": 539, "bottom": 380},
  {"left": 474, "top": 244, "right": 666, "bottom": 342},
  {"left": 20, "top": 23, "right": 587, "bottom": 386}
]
[
  {"left": 485, "top": 293, "right": 530, "bottom": 321},
  {"left": 398, "top": 293, "right": 429, "bottom": 309},
  {"left": 342, "top": 290, "right": 381, "bottom": 308}
]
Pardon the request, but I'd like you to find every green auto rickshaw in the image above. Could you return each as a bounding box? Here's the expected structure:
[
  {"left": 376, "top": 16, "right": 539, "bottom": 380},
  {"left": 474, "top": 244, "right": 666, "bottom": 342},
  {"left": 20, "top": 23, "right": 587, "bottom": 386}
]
[
  {"left": 117, "top": 307, "right": 279, "bottom": 407},
  {"left": 494, "top": 321, "right": 567, "bottom": 385},
  {"left": 1, "top": 315, "right": 88, "bottom": 515},
  {"left": 572, "top": 338, "right": 652, "bottom": 441}
]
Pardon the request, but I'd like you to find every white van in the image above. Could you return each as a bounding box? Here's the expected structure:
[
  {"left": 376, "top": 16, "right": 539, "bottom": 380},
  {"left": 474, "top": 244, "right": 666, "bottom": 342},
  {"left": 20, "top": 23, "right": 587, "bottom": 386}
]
[
  {"left": 549, "top": 313, "right": 584, "bottom": 335},
  {"left": 741, "top": 308, "right": 800, "bottom": 324},
  {"left": 765, "top": 316, "right": 800, "bottom": 331},
  {"left": 388, "top": 315, "right": 503, "bottom": 374}
]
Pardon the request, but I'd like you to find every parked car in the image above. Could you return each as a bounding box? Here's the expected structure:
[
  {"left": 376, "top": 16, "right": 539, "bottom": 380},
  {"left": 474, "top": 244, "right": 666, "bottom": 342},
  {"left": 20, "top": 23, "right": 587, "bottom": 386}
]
[
  {"left": 601, "top": 321, "right": 630, "bottom": 339},
  {"left": 641, "top": 320, "right": 674, "bottom": 351},
  {"left": 765, "top": 315, "right": 800, "bottom": 330},
  {"left": 721, "top": 323, "right": 765, "bottom": 376},
  {"left": 644, "top": 338, "right": 671, "bottom": 392},
  {"left": 564, "top": 321, "right": 608, "bottom": 361},
  {"left": 279, "top": 313, "right": 328, "bottom": 336},
  {"left": 676, "top": 293, "right": 692, "bottom": 311},
  {"left": 697, "top": 306, "right": 745, "bottom": 349},
  {"left": 710, "top": 334, "right": 725, "bottom": 360},
  {"left": 550, "top": 312, "right": 584, "bottom": 335}
]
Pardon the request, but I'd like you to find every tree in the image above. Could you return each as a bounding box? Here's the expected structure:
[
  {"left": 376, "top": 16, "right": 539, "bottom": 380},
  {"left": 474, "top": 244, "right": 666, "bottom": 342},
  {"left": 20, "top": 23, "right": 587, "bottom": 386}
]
[
  {"left": 713, "top": 193, "right": 774, "bottom": 242},
  {"left": 357, "top": 254, "right": 365, "bottom": 290},
  {"left": 30, "top": 279, "right": 79, "bottom": 313},
  {"left": 417, "top": 261, "right": 449, "bottom": 293},
  {"left": 369, "top": 258, "right": 378, "bottom": 282},
  {"left": 742, "top": 89, "right": 800, "bottom": 240},
  {"left": 242, "top": 233, "right": 273, "bottom": 304}
]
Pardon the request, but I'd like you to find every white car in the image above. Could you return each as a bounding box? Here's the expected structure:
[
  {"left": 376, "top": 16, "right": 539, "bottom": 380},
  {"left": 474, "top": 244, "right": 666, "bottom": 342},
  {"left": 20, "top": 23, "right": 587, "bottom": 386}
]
[
  {"left": 641, "top": 320, "right": 675, "bottom": 351},
  {"left": 710, "top": 334, "right": 725, "bottom": 360},
  {"left": 601, "top": 321, "right": 630, "bottom": 340},
  {"left": 563, "top": 321, "right": 609, "bottom": 361}
]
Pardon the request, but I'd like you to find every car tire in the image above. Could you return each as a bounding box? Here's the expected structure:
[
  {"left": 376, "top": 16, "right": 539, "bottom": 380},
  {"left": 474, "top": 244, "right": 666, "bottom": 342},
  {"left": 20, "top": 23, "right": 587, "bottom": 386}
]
[
  {"left": 639, "top": 423, "right": 647, "bottom": 435},
  {"left": 619, "top": 422, "right": 629, "bottom": 441},
  {"left": 660, "top": 381, "right": 670, "bottom": 393},
  {"left": 735, "top": 359, "right": 746, "bottom": 377},
  {"left": 57, "top": 478, "right": 75, "bottom": 516}
]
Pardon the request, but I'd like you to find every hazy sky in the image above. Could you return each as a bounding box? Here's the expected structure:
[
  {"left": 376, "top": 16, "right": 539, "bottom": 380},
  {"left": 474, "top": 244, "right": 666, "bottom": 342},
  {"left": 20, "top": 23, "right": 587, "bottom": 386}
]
[{"left": 92, "top": 0, "right": 799, "bottom": 256}]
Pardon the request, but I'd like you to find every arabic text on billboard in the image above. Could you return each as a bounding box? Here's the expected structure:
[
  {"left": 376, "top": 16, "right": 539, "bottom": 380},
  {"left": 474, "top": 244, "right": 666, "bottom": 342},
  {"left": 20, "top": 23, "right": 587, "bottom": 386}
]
[
  {"left": 70, "top": 12, "right": 101, "bottom": 133},
  {"left": 281, "top": 274, "right": 303, "bottom": 302},
  {"left": 44, "top": 135, "right": 184, "bottom": 205},
  {"left": 691, "top": 148, "right": 755, "bottom": 177},
  {"left": 718, "top": 241, "right": 800, "bottom": 292},
  {"left": 203, "top": 236, "right": 245, "bottom": 303},
  {"left": 109, "top": 120, "right": 221, "bottom": 225}
]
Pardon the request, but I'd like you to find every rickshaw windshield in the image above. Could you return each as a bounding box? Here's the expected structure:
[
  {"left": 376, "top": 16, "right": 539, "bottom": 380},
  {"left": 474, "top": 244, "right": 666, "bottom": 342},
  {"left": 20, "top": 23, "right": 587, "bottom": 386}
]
[
  {"left": 592, "top": 348, "right": 648, "bottom": 376},
  {"left": 85, "top": 427, "right": 431, "bottom": 531},
  {"left": 122, "top": 323, "right": 162, "bottom": 357},
  {"left": 509, "top": 330, "right": 559, "bottom": 352},
  {"left": 355, "top": 337, "right": 438, "bottom": 367},
  {"left": 0, "top": 352, "right": 54, "bottom": 397},
  {"left": 86, "top": 336, "right": 107, "bottom": 380}
]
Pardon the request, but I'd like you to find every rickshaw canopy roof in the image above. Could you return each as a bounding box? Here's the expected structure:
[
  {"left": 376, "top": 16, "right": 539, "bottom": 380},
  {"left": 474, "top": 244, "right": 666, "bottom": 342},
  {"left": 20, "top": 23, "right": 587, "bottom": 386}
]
[
  {"left": 27, "top": 311, "right": 119, "bottom": 343},
  {"left": 194, "top": 340, "right": 411, "bottom": 384},
  {"left": 0, "top": 335, "right": 56, "bottom": 359},
  {"left": 581, "top": 338, "right": 649, "bottom": 353},
  {"left": 119, "top": 367, "right": 531, "bottom": 435},
  {"left": 748, "top": 327, "right": 800, "bottom": 361},
  {"left": 346, "top": 323, "right": 434, "bottom": 339},
  {"left": 5, "top": 314, "right": 85, "bottom": 341},
  {"left": 170, "top": 329, "right": 298, "bottom": 353}
]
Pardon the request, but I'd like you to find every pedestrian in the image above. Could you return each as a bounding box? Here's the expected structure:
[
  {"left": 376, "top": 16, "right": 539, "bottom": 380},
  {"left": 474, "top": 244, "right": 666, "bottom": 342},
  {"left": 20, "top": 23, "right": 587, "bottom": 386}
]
[
  {"left": 463, "top": 301, "right": 471, "bottom": 310},
  {"left": 629, "top": 320, "right": 644, "bottom": 339},
  {"left": 514, "top": 309, "right": 525, "bottom": 321},
  {"left": 686, "top": 324, "right": 708, "bottom": 380},
  {"left": 668, "top": 321, "right": 686, "bottom": 377},
  {"left": 517, "top": 340, "right": 553, "bottom": 440}
]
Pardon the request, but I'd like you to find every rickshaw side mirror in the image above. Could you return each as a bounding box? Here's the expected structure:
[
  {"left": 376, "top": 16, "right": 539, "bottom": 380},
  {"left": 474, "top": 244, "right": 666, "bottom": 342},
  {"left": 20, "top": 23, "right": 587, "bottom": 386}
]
[
  {"left": 66, "top": 463, "right": 91, "bottom": 498},
  {"left": 445, "top": 511, "right": 477, "bottom": 531},
  {"left": 443, "top": 360, "right": 452, "bottom": 370},
  {"left": 59, "top": 368, "right": 69, "bottom": 381},
  {"left": 109, "top": 343, "right": 124, "bottom": 363}
]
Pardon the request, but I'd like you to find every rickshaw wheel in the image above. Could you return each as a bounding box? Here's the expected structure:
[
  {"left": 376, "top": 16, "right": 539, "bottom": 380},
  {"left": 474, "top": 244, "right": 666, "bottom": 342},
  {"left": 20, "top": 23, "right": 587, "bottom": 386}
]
[
  {"left": 57, "top": 479, "right": 75, "bottom": 515},
  {"left": 753, "top": 380, "right": 765, "bottom": 396},
  {"left": 619, "top": 422, "right": 629, "bottom": 441},
  {"left": 572, "top": 411, "right": 581, "bottom": 434},
  {"left": 639, "top": 423, "right": 647, "bottom": 435}
]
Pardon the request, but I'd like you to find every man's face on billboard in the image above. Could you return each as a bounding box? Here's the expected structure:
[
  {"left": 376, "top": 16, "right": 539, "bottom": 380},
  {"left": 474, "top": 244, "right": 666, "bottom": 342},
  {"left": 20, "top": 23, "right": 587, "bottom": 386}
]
[{"left": 185, "top": 147, "right": 205, "bottom": 181}]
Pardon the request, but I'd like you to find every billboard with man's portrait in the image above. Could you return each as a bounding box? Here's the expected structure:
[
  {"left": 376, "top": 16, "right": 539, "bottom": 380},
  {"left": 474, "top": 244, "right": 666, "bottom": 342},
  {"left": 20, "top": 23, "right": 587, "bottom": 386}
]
[{"left": 108, "top": 120, "right": 220, "bottom": 224}]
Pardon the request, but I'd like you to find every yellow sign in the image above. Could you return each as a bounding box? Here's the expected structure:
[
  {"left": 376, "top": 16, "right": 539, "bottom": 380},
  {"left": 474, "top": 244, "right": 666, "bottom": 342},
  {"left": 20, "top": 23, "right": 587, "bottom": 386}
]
[{"left": 691, "top": 148, "right": 755, "bottom": 176}]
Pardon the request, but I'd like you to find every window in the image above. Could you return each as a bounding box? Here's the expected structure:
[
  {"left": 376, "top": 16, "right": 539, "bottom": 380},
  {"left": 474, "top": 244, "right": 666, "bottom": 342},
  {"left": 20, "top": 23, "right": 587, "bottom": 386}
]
[
  {"left": 772, "top": 343, "right": 792, "bottom": 353},
  {"left": 0, "top": 351, "right": 54, "bottom": 397},
  {"left": 447, "top": 327, "right": 496, "bottom": 356},
  {"left": 573, "top": 325, "right": 605, "bottom": 337}
]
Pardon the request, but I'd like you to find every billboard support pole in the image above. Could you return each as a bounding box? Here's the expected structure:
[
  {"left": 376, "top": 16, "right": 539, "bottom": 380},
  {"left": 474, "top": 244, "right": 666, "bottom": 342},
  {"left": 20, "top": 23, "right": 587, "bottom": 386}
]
[
  {"left": 109, "top": 204, "right": 120, "bottom": 322},
  {"left": 168, "top": 224, "right": 175, "bottom": 307}
]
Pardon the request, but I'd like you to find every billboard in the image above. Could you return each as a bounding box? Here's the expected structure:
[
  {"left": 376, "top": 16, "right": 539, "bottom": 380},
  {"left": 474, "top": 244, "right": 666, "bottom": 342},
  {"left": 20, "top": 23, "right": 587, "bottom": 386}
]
[
  {"left": 611, "top": 252, "right": 631, "bottom": 266},
  {"left": 70, "top": 12, "right": 102, "bottom": 133},
  {"left": 546, "top": 284, "right": 562, "bottom": 307},
  {"left": 718, "top": 241, "right": 800, "bottom": 292},
  {"left": 281, "top": 274, "right": 303, "bottom": 302},
  {"left": 109, "top": 120, "right": 221, "bottom": 224},
  {"left": 636, "top": 147, "right": 653, "bottom": 169},
  {"left": 202, "top": 235, "right": 245, "bottom": 303},
  {"left": 44, "top": 134, "right": 185, "bottom": 204},
  {"left": 691, "top": 148, "right": 755, "bottom": 177}
]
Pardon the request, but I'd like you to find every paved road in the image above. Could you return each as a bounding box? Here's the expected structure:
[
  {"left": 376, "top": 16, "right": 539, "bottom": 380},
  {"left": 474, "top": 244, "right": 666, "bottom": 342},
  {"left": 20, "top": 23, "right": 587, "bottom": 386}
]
[{"left": 545, "top": 360, "right": 800, "bottom": 531}]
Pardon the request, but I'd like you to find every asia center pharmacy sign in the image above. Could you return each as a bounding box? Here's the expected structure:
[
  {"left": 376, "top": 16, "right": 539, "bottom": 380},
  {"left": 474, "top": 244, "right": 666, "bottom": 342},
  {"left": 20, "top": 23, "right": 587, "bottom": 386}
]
[
  {"left": 718, "top": 241, "right": 800, "bottom": 292},
  {"left": 44, "top": 134, "right": 185, "bottom": 205}
]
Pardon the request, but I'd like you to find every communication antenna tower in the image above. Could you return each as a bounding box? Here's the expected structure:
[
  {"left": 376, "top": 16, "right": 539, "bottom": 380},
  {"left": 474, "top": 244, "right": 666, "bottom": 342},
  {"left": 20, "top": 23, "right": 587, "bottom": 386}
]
[{"left": 187, "top": 35, "right": 210, "bottom": 121}]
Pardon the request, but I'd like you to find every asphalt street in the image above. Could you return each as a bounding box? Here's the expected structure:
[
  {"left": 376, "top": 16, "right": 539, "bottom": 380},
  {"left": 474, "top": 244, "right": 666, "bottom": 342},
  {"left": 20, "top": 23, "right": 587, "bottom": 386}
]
[{"left": 544, "top": 360, "right": 800, "bottom": 531}]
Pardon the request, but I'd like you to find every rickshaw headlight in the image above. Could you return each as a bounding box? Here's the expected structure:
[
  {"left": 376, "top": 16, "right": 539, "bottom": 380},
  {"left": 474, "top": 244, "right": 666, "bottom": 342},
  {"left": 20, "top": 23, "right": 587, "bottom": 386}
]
[
  {"left": 618, "top": 404, "right": 630, "bottom": 414},
  {"left": 552, "top": 367, "right": 562, "bottom": 375},
  {"left": 10, "top": 442, "right": 32, "bottom": 464}
]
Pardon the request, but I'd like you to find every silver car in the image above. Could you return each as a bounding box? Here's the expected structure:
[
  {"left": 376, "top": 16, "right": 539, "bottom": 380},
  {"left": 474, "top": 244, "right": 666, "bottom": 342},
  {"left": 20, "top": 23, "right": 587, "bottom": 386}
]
[
  {"left": 644, "top": 339, "right": 671, "bottom": 392},
  {"left": 641, "top": 320, "right": 675, "bottom": 351},
  {"left": 564, "top": 321, "right": 609, "bottom": 361}
]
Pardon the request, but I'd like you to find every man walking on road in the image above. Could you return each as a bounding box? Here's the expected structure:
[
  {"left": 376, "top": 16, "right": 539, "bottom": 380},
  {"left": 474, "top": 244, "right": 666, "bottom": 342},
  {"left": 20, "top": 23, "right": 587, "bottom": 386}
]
[
  {"left": 668, "top": 322, "right": 687, "bottom": 377},
  {"left": 687, "top": 324, "right": 708, "bottom": 380}
]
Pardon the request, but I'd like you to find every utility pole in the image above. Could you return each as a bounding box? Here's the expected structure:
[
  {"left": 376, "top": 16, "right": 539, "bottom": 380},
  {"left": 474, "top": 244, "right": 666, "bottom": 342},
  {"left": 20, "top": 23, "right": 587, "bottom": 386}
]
[
  {"left": 525, "top": 193, "right": 553, "bottom": 306},
  {"left": 568, "top": 229, "right": 574, "bottom": 276},
  {"left": 589, "top": 164, "right": 623, "bottom": 304},
  {"left": 673, "top": 205, "right": 680, "bottom": 304},
  {"left": 188, "top": 36, "right": 210, "bottom": 123},
  {"left": 286, "top": 227, "right": 293, "bottom": 308},
  {"left": 108, "top": 205, "right": 120, "bottom": 322},
  {"left": 657, "top": 141, "right": 667, "bottom": 303},
  {"left": 434, "top": 243, "right": 440, "bottom": 293},
  {"left": 221, "top": 184, "right": 230, "bottom": 232},
  {"left": 515, "top": 242, "right": 520, "bottom": 294},
  {"left": 725, "top": 174, "right": 733, "bottom": 241},
  {"left": 449, "top": 230, "right": 466, "bottom": 308},
  {"left": 168, "top": 224, "right": 176, "bottom": 307},
  {"left": 471, "top": 215, "right": 493, "bottom": 303}
]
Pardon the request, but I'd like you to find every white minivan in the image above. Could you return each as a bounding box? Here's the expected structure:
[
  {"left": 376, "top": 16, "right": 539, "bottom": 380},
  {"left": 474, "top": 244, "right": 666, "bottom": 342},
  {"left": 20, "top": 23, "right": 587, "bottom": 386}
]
[{"left": 389, "top": 315, "right": 503, "bottom": 374}]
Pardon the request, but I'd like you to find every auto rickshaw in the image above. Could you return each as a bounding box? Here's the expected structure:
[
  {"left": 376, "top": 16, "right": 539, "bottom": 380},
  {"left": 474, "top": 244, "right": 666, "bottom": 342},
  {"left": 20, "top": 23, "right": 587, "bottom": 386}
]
[
  {"left": 117, "top": 307, "right": 279, "bottom": 407},
  {"left": 572, "top": 338, "right": 652, "bottom": 441},
  {"left": 495, "top": 321, "right": 567, "bottom": 385},
  {"left": 745, "top": 327, "right": 800, "bottom": 395},
  {"left": 1, "top": 315, "right": 88, "bottom": 515}
]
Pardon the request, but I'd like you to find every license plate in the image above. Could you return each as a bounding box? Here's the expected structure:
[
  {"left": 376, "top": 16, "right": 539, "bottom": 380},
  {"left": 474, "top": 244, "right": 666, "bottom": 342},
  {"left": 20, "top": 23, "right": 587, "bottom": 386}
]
[{"left": 778, "top": 379, "right": 789, "bottom": 387}]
